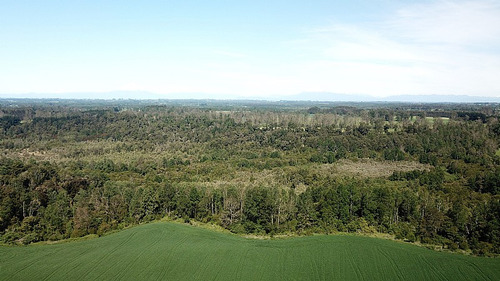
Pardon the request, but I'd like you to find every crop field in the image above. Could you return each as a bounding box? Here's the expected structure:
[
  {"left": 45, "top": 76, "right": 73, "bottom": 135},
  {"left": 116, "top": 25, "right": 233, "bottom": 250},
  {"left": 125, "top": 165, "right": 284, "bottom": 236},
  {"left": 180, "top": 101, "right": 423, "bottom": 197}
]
[{"left": 1, "top": 222, "right": 498, "bottom": 281}]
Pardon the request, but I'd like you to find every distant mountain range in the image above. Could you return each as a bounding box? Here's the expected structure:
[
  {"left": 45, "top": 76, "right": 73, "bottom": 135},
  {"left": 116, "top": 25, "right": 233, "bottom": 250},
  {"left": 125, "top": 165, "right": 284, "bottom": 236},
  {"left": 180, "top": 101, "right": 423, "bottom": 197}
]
[
  {"left": 1, "top": 91, "right": 499, "bottom": 103},
  {"left": 283, "top": 92, "right": 500, "bottom": 103}
]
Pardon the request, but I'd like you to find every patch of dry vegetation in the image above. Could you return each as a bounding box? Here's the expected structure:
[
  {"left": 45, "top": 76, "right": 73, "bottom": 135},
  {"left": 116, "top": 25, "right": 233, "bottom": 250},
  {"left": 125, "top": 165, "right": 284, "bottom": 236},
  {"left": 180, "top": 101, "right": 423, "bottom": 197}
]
[{"left": 323, "top": 158, "right": 431, "bottom": 178}]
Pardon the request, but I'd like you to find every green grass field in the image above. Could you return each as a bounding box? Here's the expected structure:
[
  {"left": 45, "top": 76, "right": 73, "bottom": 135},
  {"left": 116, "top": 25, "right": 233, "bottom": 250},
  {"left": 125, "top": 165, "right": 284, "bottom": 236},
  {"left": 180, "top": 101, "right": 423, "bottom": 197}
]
[{"left": 1, "top": 222, "right": 499, "bottom": 281}]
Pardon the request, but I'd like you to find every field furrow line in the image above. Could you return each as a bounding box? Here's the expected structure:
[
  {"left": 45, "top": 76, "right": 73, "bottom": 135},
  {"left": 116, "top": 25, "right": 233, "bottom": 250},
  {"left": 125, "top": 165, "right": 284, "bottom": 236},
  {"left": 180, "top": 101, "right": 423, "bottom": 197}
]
[
  {"left": 154, "top": 231, "right": 192, "bottom": 281},
  {"left": 418, "top": 254, "right": 451, "bottom": 281},
  {"left": 464, "top": 260, "right": 493, "bottom": 281},
  {"left": 376, "top": 246, "right": 405, "bottom": 281}
]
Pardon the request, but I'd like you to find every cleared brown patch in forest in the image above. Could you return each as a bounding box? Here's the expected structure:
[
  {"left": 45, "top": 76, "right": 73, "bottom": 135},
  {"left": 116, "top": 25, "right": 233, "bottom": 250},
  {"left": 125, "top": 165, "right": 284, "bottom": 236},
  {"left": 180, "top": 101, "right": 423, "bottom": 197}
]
[
  {"left": 13, "top": 148, "right": 60, "bottom": 160},
  {"left": 323, "top": 159, "right": 431, "bottom": 178}
]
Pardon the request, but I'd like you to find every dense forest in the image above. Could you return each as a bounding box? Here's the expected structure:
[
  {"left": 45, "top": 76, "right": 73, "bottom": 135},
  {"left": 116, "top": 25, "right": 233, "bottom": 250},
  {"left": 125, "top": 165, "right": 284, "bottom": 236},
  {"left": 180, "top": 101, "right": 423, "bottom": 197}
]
[{"left": 0, "top": 99, "right": 499, "bottom": 256}]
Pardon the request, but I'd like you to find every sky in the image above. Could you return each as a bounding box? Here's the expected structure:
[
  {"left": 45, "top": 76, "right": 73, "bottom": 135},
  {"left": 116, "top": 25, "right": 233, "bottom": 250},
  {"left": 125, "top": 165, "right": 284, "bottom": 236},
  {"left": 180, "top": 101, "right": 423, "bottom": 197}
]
[{"left": 1, "top": 0, "right": 499, "bottom": 100}]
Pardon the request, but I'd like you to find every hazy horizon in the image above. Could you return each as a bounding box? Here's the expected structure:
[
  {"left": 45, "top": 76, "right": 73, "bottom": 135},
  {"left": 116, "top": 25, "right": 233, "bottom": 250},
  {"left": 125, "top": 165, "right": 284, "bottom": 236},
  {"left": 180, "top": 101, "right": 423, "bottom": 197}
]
[{"left": 1, "top": 91, "right": 500, "bottom": 103}]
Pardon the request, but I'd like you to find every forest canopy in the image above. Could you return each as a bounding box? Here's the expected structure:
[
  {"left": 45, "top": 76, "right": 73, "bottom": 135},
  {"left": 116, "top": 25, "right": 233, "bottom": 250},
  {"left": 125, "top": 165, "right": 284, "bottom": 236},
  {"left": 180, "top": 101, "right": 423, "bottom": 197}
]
[{"left": 0, "top": 99, "right": 499, "bottom": 256}]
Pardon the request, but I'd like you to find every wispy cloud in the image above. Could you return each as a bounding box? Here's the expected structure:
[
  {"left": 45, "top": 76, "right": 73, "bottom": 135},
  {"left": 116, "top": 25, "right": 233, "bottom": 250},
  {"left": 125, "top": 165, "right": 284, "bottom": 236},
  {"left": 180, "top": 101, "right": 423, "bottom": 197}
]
[
  {"left": 389, "top": 0, "right": 500, "bottom": 46},
  {"left": 295, "top": 0, "right": 500, "bottom": 97}
]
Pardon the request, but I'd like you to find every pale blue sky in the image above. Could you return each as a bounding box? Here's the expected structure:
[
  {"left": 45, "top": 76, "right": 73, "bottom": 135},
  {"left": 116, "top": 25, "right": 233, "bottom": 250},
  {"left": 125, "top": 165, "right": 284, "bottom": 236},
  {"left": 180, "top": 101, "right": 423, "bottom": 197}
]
[{"left": 1, "top": 1, "right": 499, "bottom": 99}]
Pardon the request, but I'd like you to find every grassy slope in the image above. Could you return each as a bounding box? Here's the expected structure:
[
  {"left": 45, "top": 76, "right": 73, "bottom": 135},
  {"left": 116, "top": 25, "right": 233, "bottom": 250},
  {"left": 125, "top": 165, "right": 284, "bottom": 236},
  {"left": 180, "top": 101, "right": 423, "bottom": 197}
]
[{"left": 1, "top": 222, "right": 499, "bottom": 281}]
